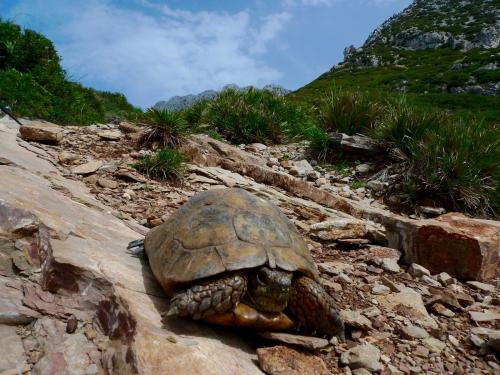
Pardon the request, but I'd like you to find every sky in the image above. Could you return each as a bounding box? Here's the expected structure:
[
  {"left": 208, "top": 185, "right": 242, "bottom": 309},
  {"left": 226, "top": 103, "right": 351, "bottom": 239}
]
[{"left": 3, "top": 0, "right": 412, "bottom": 107}]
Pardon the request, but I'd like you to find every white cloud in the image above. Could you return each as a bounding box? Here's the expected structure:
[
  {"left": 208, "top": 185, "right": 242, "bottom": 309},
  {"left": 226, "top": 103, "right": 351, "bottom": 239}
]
[{"left": 9, "top": 1, "right": 292, "bottom": 107}]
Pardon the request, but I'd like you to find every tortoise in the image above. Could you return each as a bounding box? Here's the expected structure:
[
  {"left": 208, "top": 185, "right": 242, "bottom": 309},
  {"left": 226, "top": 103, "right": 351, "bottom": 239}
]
[{"left": 128, "top": 188, "right": 344, "bottom": 338}]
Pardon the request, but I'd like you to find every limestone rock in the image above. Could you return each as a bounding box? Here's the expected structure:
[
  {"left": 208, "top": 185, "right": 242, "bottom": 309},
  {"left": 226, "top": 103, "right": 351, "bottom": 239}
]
[
  {"left": 257, "top": 345, "right": 329, "bottom": 375},
  {"left": 19, "top": 121, "right": 64, "bottom": 144},
  {"left": 71, "top": 161, "right": 103, "bottom": 175},
  {"left": 340, "top": 343, "right": 383, "bottom": 372}
]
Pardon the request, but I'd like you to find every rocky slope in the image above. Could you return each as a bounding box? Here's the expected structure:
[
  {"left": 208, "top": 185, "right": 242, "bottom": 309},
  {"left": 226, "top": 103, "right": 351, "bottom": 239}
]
[
  {"left": 0, "top": 117, "right": 499, "bottom": 374},
  {"left": 154, "top": 84, "right": 290, "bottom": 111},
  {"left": 289, "top": 0, "right": 500, "bottom": 120}
]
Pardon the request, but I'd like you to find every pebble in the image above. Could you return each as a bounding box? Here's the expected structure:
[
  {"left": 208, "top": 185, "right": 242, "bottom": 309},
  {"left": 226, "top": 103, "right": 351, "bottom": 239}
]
[{"left": 408, "top": 263, "right": 431, "bottom": 278}]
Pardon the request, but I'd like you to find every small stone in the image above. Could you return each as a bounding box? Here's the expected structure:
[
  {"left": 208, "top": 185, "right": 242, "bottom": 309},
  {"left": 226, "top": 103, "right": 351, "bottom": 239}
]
[
  {"left": 97, "top": 130, "right": 121, "bottom": 141},
  {"left": 257, "top": 345, "right": 329, "bottom": 375},
  {"left": 419, "top": 206, "right": 446, "bottom": 216},
  {"left": 340, "top": 343, "right": 383, "bottom": 372},
  {"left": 366, "top": 180, "right": 384, "bottom": 192},
  {"left": 84, "top": 326, "right": 97, "bottom": 340},
  {"left": 340, "top": 310, "right": 373, "bottom": 330},
  {"left": 372, "top": 285, "right": 391, "bottom": 295},
  {"left": 352, "top": 369, "right": 372, "bottom": 375},
  {"left": 431, "top": 303, "right": 455, "bottom": 317},
  {"left": 66, "top": 315, "right": 78, "bottom": 333},
  {"left": 149, "top": 218, "right": 163, "bottom": 227},
  {"left": 415, "top": 345, "right": 429, "bottom": 358},
  {"left": 71, "top": 161, "right": 103, "bottom": 175},
  {"left": 258, "top": 332, "right": 329, "bottom": 350},
  {"left": 448, "top": 335, "right": 460, "bottom": 347},
  {"left": 380, "top": 258, "right": 400, "bottom": 273},
  {"left": 97, "top": 178, "right": 118, "bottom": 189},
  {"left": 422, "top": 337, "right": 446, "bottom": 353},
  {"left": 421, "top": 275, "right": 441, "bottom": 287},
  {"left": 58, "top": 151, "right": 79, "bottom": 164},
  {"left": 400, "top": 325, "right": 429, "bottom": 339},
  {"left": 407, "top": 263, "right": 430, "bottom": 278},
  {"left": 289, "top": 160, "right": 314, "bottom": 177},
  {"left": 380, "top": 276, "right": 402, "bottom": 292},
  {"left": 437, "top": 272, "right": 454, "bottom": 286},
  {"left": 355, "top": 163, "right": 373, "bottom": 174},
  {"left": 469, "top": 310, "right": 500, "bottom": 322},
  {"left": 466, "top": 281, "right": 495, "bottom": 293},
  {"left": 469, "top": 334, "right": 485, "bottom": 347}
]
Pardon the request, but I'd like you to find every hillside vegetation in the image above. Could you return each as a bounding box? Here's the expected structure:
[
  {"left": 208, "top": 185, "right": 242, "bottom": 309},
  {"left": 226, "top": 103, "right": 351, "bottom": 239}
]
[
  {"left": 0, "top": 19, "right": 140, "bottom": 125},
  {"left": 289, "top": 0, "right": 500, "bottom": 122}
]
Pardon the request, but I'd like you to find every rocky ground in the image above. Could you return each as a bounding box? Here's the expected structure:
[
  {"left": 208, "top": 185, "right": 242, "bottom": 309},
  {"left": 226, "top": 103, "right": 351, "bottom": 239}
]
[{"left": 1, "top": 117, "right": 499, "bottom": 374}]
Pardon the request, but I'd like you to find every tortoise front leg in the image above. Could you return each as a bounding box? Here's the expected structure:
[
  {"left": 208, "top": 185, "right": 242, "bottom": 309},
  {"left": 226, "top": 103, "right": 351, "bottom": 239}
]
[
  {"left": 165, "top": 272, "right": 248, "bottom": 320},
  {"left": 288, "top": 276, "right": 345, "bottom": 339}
]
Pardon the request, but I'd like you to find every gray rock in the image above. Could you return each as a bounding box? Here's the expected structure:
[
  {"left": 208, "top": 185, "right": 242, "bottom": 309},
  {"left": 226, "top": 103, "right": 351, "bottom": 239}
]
[
  {"left": 469, "top": 310, "right": 500, "bottom": 322},
  {"left": 422, "top": 337, "right": 446, "bottom": 353},
  {"left": 401, "top": 324, "right": 429, "bottom": 339},
  {"left": 340, "top": 310, "right": 373, "bottom": 330},
  {"left": 366, "top": 180, "right": 384, "bottom": 192},
  {"left": 419, "top": 206, "right": 446, "bottom": 216},
  {"left": 258, "top": 332, "right": 329, "bottom": 350},
  {"left": 408, "top": 263, "right": 431, "bottom": 278},
  {"left": 355, "top": 163, "right": 374, "bottom": 174},
  {"left": 97, "top": 130, "right": 121, "bottom": 141},
  {"left": 289, "top": 160, "right": 314, "bottom": 177},
  {"left": 437, "top": 272, "right": 454, "bottom": 286},
  {"left": 71, "top": 161, "right": 103, "bottom": 175},
  {"left": 466, "top": 281, "right": 496, "bottom": 293},
  {"left": 340, "top": 343, "right": 383, "bottom": 372}
]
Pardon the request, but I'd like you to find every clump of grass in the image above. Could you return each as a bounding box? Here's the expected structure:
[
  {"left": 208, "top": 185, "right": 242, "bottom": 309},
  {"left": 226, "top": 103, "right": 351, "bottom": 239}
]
[
  {"left": 133, "top": 149, "right": 186, "bottom": 180},
  {"left": 318, "top": 87, "right": 382, "bottom": 135},
  {"left": 373, "top": 99, "right": 499, "bottom": 214},
  {"left": 139, "top": 108, "right": 191, "bottom": 149},
  {"left": 199, "top": 88, "right": 314, "bottom": 144}
]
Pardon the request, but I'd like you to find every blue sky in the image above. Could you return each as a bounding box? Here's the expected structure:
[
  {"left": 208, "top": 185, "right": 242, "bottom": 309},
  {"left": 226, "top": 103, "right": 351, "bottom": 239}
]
[{"left": 4, "top": 0, "right": 412, "bottom": 107}]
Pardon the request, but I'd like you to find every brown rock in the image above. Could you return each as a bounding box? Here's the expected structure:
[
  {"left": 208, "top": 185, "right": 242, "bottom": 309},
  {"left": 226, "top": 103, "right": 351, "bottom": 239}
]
[
  {"left": 58, "top": 151, "right": 79, "bottom": 164},
  {"left": 257, "top": 345, "right": 329, "bottom": 375},
  {"left": 97, "top": 177, "right": 118, "bottom": 189},
  {"left": 71, "top": 161, "right": 103, "bottom": 175},
  {"left": 310, "top": 218, "right": 368, "bottom": 241},
  {"left": 119, "top": 121, "right": 141, "bottom": 134},
  {"left": 414, "top": 213, "right": 500, "bottom": 281},
  {"left": 258, "top": 332, "right": 329, "bottom": 350},
  {"left": 19, "top": 121, "right": 64, "bottom": 144},
  {"left": 66, "top": 315, "right": 78, "bottom": 334},
  {"left": 97, "top": 130, "right": 121, "bottom": 141}
]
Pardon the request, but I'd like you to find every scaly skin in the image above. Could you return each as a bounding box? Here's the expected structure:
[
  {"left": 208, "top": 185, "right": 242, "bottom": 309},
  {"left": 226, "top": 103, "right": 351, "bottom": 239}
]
[
  {"left": 166, "top": 272, "right": 248, "bottom": 320},
  {"left": 288, "top": 275, "right": 345, "bottom": 338}
]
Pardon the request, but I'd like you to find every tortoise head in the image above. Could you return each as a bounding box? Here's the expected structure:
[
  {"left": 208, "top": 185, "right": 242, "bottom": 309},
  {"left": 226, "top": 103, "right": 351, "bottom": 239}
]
[{"left": 247, "top": 266, "right": 292, "bottom": 312}]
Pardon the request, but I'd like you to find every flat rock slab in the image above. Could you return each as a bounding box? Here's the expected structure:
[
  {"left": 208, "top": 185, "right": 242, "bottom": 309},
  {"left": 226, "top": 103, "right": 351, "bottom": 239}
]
[
  {"left": 0, "top": 123, "right": 264, "bottom": 374},
  {"left": 258, "top": 332, "right": 329, "bottom": 350},
  {"left": 257, "top": 345, "right": 329, "bottom": 375},
  {"left": 71, "top": 161, "right": 103, "bottom": 175},
  {"left": 98, "top": 130, "right": 122, "bottom": 141},
  {"left": 469, "top": 310, "right": 500, "bottom": 322},
  {"left": 0, "top": 276, "right": 39, "bottom": 324},
  {"left": 19, "top": 121, "right": 64, "bottom": 144}
]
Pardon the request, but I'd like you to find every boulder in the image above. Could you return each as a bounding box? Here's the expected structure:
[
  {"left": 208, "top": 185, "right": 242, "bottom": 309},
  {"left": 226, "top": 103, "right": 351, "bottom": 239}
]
[{"left": 19, "top": 121, "right": 64, "bottom": 144}]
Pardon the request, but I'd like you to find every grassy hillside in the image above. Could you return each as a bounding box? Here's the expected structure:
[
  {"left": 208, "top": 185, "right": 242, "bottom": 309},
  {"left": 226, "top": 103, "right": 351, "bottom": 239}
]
[
  {"left": 0, "top": 19, "right": 140, "bottom": 125},
  {"left": 289, "top": 0, "right": 500, "bottom": 122}
]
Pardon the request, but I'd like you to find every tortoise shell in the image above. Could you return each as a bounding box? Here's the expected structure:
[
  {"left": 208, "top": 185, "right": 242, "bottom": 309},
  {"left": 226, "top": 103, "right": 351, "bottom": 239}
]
[{"left": 144, "top": 188, "right": 318, "bottom": 296}]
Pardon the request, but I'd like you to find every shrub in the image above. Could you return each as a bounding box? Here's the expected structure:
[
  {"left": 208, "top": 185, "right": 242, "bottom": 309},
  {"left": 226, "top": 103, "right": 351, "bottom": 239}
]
[
  {"left": 318, "top": 87, "right": 383, "bottom": 135},
  {"left": 373, "top": 99, "right": 499, "bottom": 214},
  {"left": 139, "top": 108, "right": 191, "bottom": 148},
  {"left": 133, "top": 149, "right": 186, "bottom": 180},
  {"left": 200, "top": 88, "right": 313, "bottom": 144}
]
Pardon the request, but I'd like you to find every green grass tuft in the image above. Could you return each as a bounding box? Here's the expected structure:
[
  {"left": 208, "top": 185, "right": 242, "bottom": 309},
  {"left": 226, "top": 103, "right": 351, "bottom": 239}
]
[
  {"left": 133, "top": 149, "right": 186, "bottom": 180},
  {"left": 139, "top": 108, "right": 191, "bottom": 149}
]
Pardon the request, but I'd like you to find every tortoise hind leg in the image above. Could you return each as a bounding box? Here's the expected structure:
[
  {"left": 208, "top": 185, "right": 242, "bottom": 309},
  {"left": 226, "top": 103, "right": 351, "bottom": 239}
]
[
  {"left": 288, "top": 275, "right": 345, "bottom": 339},
  {"left": 166, "top": 272, "right": 248, "bottom": 320}
]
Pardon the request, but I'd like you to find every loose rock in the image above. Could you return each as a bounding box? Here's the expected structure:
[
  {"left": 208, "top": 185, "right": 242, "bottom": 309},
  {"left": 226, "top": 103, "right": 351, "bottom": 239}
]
[{"left": 257, "top": 345, "right": 329, "bottom": 375}]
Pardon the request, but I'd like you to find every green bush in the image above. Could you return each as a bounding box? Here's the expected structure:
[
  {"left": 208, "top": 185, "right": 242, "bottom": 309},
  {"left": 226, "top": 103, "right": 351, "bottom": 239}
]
[
  {"left": 318, "top": 88, "right": 382, "bottom": 135},
  {"left": 199, "top": 88, "right": 314, "bottom": 144},
  {"left": 139, "top": 108, "right": 191, "bottom": 148},
  {"left": 133, "top": 149, "right": 186, "bottom": 180},
  {"left": 0, "top": 19, "right": 139, "bottom": 125},
  {"left": 373, "top": 99, "right": 499, "bottom": 214}
]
